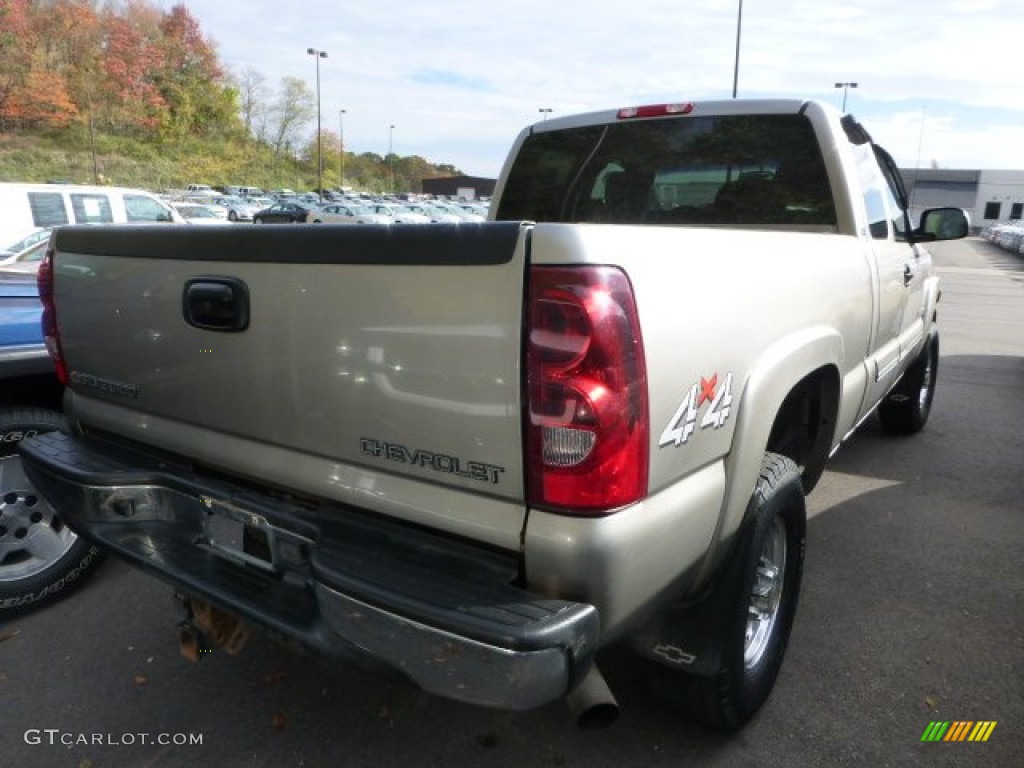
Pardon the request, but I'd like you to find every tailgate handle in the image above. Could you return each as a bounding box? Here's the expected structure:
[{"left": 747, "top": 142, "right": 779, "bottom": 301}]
[{"left": 183, "top": 278, "right": 249, "bottom": 332}]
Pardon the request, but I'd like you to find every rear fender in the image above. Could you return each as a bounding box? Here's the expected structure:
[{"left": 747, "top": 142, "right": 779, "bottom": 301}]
[{"left": 691, "top": 326, "right": 842, "bottom": 589}]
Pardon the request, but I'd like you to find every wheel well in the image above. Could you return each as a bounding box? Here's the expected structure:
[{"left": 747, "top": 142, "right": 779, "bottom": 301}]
[
  {"left": 0, "top": 375, "right": 63, "bottom": 413},
  {"left": 764, "top": 366, "right": 839, "bottom": 493}
]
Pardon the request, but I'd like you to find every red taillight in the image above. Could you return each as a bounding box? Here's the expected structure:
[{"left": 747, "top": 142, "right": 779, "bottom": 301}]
[
  {"left": 37, "top": 246, "right": 68, "bottom": 385},
  {"left": 526, "top": 266, "right": 649, "bottom": 515},
  {"left": 617, "top": 103, "right": 694, "bottom": 119}
]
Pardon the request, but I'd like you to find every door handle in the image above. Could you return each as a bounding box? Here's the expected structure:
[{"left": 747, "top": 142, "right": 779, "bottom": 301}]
[
  {"left": 903, "top": 264, "right": 914, "bottom": 287},
  {"left": 183, "top": 277, "right": 250, "bottom": 331}
]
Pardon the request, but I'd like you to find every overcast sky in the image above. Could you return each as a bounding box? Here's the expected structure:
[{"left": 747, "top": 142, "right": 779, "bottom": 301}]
[{"left": 179, "top": 0, "right": 1022, "bottom": 178}]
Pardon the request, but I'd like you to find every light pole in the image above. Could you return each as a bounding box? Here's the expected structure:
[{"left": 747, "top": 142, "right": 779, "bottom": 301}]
[
  {"left": 388, "top": 124, "right": 395, "bottom": 194},
  {"left": 732, "top": 0, "right": 743, "bottom": 98},
  {"left": 538, "top": 108, "right": 552, "bottom": 121},
  {"left": 307, "top": 47, "right": 327, "bottom": 201},
  {"left": 835, "top": 81, "right": 858, "bottom": 112},
  {"left": 338, "top": 109, "right": 346, "bottom": 191}
]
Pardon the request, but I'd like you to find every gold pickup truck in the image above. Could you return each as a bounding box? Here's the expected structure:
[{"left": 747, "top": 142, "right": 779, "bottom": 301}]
[{"left": 21, "top": 99, "right": 968, "bottom": 730}]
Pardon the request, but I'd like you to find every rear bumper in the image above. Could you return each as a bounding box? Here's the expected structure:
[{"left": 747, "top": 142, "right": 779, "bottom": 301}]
[{"left": 20, "top": 431, "right": 599, "bottom": 711}]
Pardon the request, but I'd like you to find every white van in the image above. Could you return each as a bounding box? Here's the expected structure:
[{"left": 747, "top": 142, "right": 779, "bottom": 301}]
[{"left": 0, "top": 183, "right": 184, "bottom": 246}]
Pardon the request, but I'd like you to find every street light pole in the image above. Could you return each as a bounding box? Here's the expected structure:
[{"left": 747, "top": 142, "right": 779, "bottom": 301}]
[
  {"left": 388, "top": 124, "right": 395, "bottom": 194},
  {"left": 732, "top": 0, "right": 743, "bottom": 98},
  {"left": 538, "top": 108, "right": 552, "bottom": 121},
  {"left": 339, "top": 109, "right": 346, "bottom": 191},
  {"left": 834, "top": 81, "right": 858, "bottom": 112},
  {"left": 307, "top": 47, "right": 327, "bottom": 201}
]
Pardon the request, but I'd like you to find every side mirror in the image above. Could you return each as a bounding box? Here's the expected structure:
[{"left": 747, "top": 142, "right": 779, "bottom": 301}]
[{"left": 912, "top": 207, "right": 969, "bottom": 242}]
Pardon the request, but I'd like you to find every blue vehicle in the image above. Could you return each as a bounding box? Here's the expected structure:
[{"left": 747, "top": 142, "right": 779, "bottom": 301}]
[{"left": 0, "top": 273, "right": 102, "bottom": 616}]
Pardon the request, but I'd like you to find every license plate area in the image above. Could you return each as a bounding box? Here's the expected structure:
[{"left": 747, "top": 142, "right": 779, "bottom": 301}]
[{"left": 201, "top": 498, "right": 279, "bottom": 572}]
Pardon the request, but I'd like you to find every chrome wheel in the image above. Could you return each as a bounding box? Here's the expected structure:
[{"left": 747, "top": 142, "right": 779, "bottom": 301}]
[
  {"left": 0, "top": 454, "right": 76, "bottom": 582},
  {"left": 744, "top": 516, "right": 787, "bottom": 669}
]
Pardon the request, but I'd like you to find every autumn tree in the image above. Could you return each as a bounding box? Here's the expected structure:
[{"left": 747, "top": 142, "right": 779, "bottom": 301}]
[
  {"left": 157, "top": 4, "right": 240, "bottom": 140},
  {"left": 37, "top": 0, "right": 102, "bottom": 132},
  {"left": 235, "top": 66, "right": 269, "bottom": 140},
  {"left": 267, "top": 76, "right": 314, "bottom": 160},
  {"left": 0, "top": 0, "right": 38, "bottom": 128},
  {"left": 99, "top": 6, "right": 167, "bottom": 132}
]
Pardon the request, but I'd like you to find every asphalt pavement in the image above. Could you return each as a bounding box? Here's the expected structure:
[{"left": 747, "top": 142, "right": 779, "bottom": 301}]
[{"left": 1, "top": 237, "right": 1021, "bottom": 768}]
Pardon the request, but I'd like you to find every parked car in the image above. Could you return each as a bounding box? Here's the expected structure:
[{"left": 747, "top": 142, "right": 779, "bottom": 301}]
[
  {"left": 172, "top": 202, "right": 231, "bottom": 225},
  {"left": 182, "top": 195, "right": 229, "bottom": 217},
  {"left": 0, "top": 237, "right": 49, "bottom": 274},
  {"left": 405, "top": 203, "right": 462, "bottom": 223},
  {"left": 253, "top": 201, "right": 314, "bottom": 223},
  {"left": 307, "top": 204, "right": 392, "bottom": 225},
  {"left": 218, "top": 196, "right": 260, "bottom": 222},
  {"left": 1, "top": 228, "right": 51, "bottom": 260},
  {"left": 370, "top": 203, "right": 431, "bottom": 224},
  {"left": 0, "top": 183, "right": 183, "bottom": 247},
  {"left": 435, "top": 202, "right": 485, "bottom": 222}
]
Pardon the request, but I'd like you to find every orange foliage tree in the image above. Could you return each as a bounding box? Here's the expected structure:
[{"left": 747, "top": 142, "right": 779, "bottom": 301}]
[{"left": 0, "top": 0, "right": 239, "bottom": 138}]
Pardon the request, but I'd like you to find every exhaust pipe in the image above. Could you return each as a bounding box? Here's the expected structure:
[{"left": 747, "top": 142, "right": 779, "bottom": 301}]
[{"left": 566, "top": 665, "right": 619, "bottom": 730}]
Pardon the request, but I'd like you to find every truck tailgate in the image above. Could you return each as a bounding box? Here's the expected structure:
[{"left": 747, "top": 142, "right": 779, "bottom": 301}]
[{"left": 51, "top": 223, "right": 529, "bottom": 543}]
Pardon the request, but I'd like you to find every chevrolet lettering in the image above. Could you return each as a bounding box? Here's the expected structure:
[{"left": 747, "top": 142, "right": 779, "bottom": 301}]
[{"left": 359, "top": 438, "right": 505, "bottom": 484}]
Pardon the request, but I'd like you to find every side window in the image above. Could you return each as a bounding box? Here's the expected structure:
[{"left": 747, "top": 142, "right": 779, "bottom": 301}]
[
  {"left": 70, "top": 193, "right": 114, "bottom": 224},
  {"left": 852, "top": 144, "right": 890, "bottom": 239},
  {"left": 873, "top": 145, "right": 910, "bottom": 241},
  {"left": 27, "top": 192, "right": 70, "bottom": 227},
  {"left": 125, "top": 194, "right": 171, "bottom": 222}
]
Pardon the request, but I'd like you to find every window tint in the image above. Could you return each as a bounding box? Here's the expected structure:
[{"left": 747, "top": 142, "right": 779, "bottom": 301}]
[
  {"left": 496, "top": 115, "right": 836, "bottom": 229},
  {"left": 125, "top": 194, "right": 171, "bottom": 222},
  {"left": 70, "top": 193, "right": 113, "bottom": 224},
  {"left": 28, "top": 192, "right": 69, "bottom": 227}
]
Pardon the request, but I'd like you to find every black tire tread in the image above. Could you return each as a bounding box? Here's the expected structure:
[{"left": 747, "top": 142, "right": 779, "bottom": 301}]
[
  {"left": 646, "top": 452, "right": 806, "bottom": 731},
  {"left": 0, "top": 406, "right": 104, "bottom": 616}
]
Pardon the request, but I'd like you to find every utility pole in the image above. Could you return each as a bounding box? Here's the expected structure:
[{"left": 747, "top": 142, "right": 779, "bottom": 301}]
[
  {"left": 835, "top": 81, "right": 858, "bottom": 112},
  {"left": 307, "top": 47, "right": 327, "bottom": 200},
  {"left": 388, "top": 124, "right": 395, "bottom": 194},
  {"left": 339, "top": 109, "right": 346, "bottom": 190},
  {"left": 732, "top": 0, "right": 743, "bottom": 98}
]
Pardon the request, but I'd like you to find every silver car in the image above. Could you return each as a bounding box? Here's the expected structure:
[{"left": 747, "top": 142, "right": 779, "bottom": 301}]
[
  {"left": 308, "top": 204, "right": 392, "bottom": 225},
  {"left": 371, "top": 203, "right": 431, "bottom": 225},
  {"left": 219, "top": 196, "right": 260, "bottom": 222}
]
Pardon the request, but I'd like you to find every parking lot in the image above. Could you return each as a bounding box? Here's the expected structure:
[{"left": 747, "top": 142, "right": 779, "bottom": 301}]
[{"left": 1, "top": 237, "right": 1022, "bottom": 768}]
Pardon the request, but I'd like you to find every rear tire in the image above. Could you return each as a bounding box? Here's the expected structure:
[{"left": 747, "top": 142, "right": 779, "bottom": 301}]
[
  {"left": 878, "top": 331, "right": 938, "bottom": 434},
  {"left": 0, "top": 408, "right": 103, "bottom": 617},
  {"left": 647, "top": 453, "right": 806, "bottom": 730}
]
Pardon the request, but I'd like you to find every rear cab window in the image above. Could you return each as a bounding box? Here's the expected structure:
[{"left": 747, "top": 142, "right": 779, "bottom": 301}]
[{"left": 496, "top": 113, "right": 837, "bottom": 231}]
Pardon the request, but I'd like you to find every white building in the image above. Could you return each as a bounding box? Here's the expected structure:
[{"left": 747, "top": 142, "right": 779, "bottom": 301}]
[{"left": 902, "top": 169, "right": 1024, "bottom": 231}]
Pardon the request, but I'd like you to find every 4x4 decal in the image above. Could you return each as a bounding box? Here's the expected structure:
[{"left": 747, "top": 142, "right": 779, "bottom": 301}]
[{"left": 659, "top": 372, "right": 734, "bottom": 447}]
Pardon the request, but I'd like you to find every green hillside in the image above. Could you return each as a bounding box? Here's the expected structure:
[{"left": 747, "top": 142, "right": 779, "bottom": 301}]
[{"left": 0, "top": 0, "right": 460, "bottom": 193}]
